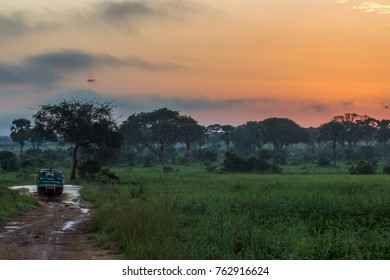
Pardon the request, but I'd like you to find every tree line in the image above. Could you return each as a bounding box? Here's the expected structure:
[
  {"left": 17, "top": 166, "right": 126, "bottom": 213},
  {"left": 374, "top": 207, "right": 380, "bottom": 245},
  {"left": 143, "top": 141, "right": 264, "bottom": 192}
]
[{"left": 5, "top": 99, "right": 390, "bottom": 179}]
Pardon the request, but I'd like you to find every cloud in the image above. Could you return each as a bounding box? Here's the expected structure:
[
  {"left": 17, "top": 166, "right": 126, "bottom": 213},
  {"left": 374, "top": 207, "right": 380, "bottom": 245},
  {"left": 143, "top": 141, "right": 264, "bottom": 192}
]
[
  {"left": 0, "top": 50, "right": 184, "bottom": 87},
  {"left": 31, "top": 88, "right": 274, "bottom": 117},
  {"left": 0, "top": 12, "right": 29, "bottom": 37},
  {"left": 98, "top": 56, "right": 185, "bottom": 71},
  {"left": 0, "top": 1, "right": 208, "bottom": 41},
  {"left": 0, "top": 50, "right": 92, "bottom": 86},
  {"left": 100, "top": 1, "right": 155, "bottom": 20},
  {"left": 304, "top": 100, "right": 356, "bottom": 113},
  {"left": 0, "top": 89, "right": 264, "bottom": 135},
  {"left": 0, "top": 11, "right": 57, "bottom": 39},
  {"left": 0, "top": 63, "right": 57, "bottom": 86},
  {"left": 115, "top": 95, "right": 275, "bottom": 112},
  {"left": 98, "top": 0, "right": 204, "bottom": 23},
  {"left": 305, "top": 103, "right": 331, "bottom": 113},
  {"left": 354, "top": 1, "right": 390, "bottom": 14},
  {"left": 53, "top": 89, "right": 249, "bottom": 111},
  {"left": 48, "top": 90, "right": 287, "bottom": 125},
  {"left": 26, "top": 50, "right": 184, "bottom": 72},
  {"left": 25, "top": 50, "right": 95, "bottom": 72},
  {"left": 0, "top": 88, "right": 382, "bottom": 135}
]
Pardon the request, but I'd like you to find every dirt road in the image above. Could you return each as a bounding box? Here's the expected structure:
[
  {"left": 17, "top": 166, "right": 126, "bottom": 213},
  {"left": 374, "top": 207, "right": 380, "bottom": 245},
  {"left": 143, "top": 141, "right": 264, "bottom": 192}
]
[{"left": 0, "top": 185, "right": 119, "bottom": 260}]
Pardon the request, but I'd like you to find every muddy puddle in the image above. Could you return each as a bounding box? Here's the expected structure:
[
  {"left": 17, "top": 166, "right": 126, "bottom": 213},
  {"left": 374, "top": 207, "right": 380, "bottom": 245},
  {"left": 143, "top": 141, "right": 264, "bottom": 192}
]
[
  {"left": 0, "top": 185, "right": 117, "bottom": 259},
  {"left": 4, "top": 185, "right": 88, "bottom": 235}
]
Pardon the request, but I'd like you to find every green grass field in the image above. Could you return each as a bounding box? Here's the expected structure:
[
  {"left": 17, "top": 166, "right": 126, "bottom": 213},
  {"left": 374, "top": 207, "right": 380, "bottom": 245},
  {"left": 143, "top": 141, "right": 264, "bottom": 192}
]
[
  {"left": 0, "top": 171, "right": 38, "bottom": 221},
  {"left": 80, "top": 164, "right": 390, "bottom": 260}
]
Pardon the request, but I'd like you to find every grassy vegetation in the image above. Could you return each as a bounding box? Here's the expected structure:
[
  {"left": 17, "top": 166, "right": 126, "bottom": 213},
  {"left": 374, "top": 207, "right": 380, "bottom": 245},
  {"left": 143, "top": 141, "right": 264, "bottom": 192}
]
[
  {"left": 80, "top": 164, "right": 390, "bottom": 260},
  {"left": 1, "top": 161, "right": 388, "bottom": 259},
  {"left": 0, "top": 171, "right": 38, "bottom": 222}
]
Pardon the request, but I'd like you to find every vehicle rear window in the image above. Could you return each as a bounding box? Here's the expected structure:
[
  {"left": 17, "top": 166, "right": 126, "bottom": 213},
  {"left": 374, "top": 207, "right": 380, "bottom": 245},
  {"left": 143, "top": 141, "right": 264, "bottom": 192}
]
[{"left": 39, "top": 171, "right": 62, "bottom": 179}]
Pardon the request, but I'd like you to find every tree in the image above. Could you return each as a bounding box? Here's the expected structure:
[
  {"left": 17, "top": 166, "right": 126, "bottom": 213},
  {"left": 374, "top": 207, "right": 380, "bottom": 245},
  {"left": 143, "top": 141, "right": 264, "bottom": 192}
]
[
  {"left": 331, "top": 113, "right": 378, "bottom": 159},
  {"left": 231, "top": 125, "right": 253, "bottom": 155},
  {"left": 318, "top": 120, "right": 345, "bottom": 168},
  {"left": 377, "top": 119, "right": 390, "bottom": 143},
  {"left": 205, "top": 124, "right": 223, "bottom": 147},
  {"left": 33, "top": 99, "right": 123, "bottom": 180},
  {"left": 231, "top": 121, "right": 267, "bottom": 157},
  {"left": 220, "top": 125, "right": 235, "bottom": 148},
  {"left": 120, "top": 108, "right": 181, "bottom": 162},
  {"left": 206, "top": 124, "right": 222, "bottom": 136},
  {"left": 306, "top": 127, "right": 328, "bottom": 156},
  {"left": 10, "top": 118, "right": 31, "bottom": 155},
  {"left": 245, "top": 121, "right": 267, "bottom": 158},
  {"left": 177, "top": 115, "right": 205, "bottom": 158},
  {"left": 120, "top": 108, "right": 206, "bottom": 163},
  {"left": 29, "top": 123, "right": 58, "bottom": 149},
  {"left": 357, "top": 116, "right": 378, "bottom": 147},
  {"left": 262, "top": 117, "right": 308, "bottom": 159}
]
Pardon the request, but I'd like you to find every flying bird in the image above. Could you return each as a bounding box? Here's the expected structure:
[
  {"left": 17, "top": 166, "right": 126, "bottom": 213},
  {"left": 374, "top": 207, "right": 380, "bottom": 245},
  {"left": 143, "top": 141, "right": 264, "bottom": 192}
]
[{"left": 87, "top": 72, "right": 96, "bottom": 84}]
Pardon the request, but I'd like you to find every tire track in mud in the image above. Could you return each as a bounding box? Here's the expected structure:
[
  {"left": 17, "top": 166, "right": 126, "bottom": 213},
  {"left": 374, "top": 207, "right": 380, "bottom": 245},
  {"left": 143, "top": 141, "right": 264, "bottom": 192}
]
[{"left": 0, "top": 185, "right": 118, "bottom": 260}]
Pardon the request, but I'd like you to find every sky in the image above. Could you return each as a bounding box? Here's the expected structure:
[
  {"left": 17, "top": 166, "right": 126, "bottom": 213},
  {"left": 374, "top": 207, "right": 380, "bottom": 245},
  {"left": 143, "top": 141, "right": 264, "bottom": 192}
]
[{"left": 1, "top": 0, "right": 390, "bottom": 135}]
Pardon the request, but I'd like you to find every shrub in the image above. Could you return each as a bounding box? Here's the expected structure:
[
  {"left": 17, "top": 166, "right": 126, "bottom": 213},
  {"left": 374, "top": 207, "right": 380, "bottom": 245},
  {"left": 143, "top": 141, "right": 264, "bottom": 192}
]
[
  {"left": 360, "top": 146, "right": 376, "bottom": 160},
  {"left": 0, "top": 151, "right": 18, "bottom": 172},
  {"left": 223, "top": 152, "right": 275, "bottom": 173},
  {"left": 20, "top": 158, "right": 36, "bottom": 168},
  {"left": 273, "top": 151, "right": 287, "bottom": 164},
  {"left": 162, "top": 165, "right": 174, "bottom": 173},
  {"left": 22, "top": 148, "right": 69, "bottom": 168},
  {"left": 176, "top": 156, "right": 189, "bottom": 165},
  {"left": 349, "top": 160, "right": 377, "bottom": 175},
  {"left": 78, "top": 158, "right": 119, "bottom": 184},
  {"left": 271, "top": 162, "right": 283, "bottom": 173},
  {"left": 382, "top": 162, "right": 390, "bottom": 174},
  {"left": 223, "top": 152, "right": 253, "bottom": 172},
  {"left": 140, "top": 154, "right": 155, "bottom": 167},
  {"left": 317, "top": 156, "right": 332, "bottom": 167},
  {"left": 78, "top": 158, "right": 102, "bottom": 180},
  {"left": 258, "top": 149, "right": 272, "bottom": 161},
  {"left": 205, "top": 165, "right": 218, "bottom": 172},
  {"left": 192, "top": 149, "right": 218, "bottom": 162},
  {"left": 96, "top": 167, "right": 120, "bottom": 184}
]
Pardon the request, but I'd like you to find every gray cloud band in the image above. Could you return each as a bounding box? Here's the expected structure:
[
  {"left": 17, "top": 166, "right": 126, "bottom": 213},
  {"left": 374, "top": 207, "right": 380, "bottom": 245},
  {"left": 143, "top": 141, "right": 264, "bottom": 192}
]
[{"left": 0, "top": 50, "right": 184, "bottom": 87}]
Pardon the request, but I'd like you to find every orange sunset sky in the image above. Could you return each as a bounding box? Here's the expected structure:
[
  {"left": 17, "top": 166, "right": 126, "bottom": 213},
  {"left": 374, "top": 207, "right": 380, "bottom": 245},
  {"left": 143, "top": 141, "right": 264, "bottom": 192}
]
[{"left": 1, "top": 0, "right": 390, "bottom": 134}]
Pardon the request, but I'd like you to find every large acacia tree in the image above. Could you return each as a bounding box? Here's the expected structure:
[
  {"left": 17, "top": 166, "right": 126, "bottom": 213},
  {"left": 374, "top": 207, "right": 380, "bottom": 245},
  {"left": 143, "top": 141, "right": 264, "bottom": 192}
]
[
  {"left": 33, "top": 99, "right": 123, "bottom": 180},
  {"left": 262, "top": 117, "right": 308, "bottom": 159},
  {"left": 120, "top": 108, "right": 205, "bottom": 162},
  {"left": 330, "top": 113, "right": 379, "bottom": 159},
  {"left": 120, "top": 108, "right": 180, "bottom": 163}
]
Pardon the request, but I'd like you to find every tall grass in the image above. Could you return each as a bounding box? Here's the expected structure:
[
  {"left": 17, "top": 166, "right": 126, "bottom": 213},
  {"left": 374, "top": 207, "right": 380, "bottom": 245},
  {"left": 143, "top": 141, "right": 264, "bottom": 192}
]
[
  {"left": 0, "top": 171, "right": 38, "bottom": 221},
  {"left": 80, "top": 165, "right": 390, "bottom": 259}
]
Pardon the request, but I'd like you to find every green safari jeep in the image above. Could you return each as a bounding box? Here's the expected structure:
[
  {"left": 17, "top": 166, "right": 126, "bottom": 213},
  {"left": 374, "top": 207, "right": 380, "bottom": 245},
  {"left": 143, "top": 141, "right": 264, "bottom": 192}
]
[{"left": 37, "top": 168, "right": 64, "bottom": 195}]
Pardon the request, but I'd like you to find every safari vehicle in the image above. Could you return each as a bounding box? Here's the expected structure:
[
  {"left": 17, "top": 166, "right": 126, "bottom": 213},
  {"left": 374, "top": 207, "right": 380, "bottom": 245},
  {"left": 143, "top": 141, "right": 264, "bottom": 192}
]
[{"left": 36, "top": 168, "right": 64, "bottom": 195}]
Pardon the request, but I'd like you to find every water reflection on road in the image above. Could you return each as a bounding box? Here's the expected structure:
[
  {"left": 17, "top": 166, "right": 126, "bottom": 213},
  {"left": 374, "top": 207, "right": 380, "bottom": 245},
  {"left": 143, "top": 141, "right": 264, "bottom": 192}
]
[
  {"left": 7, "top": 185, "right": 89, "bottom": 233},
  {"left": 11, "top": 185, "right": 82, "bottom": 201}
]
